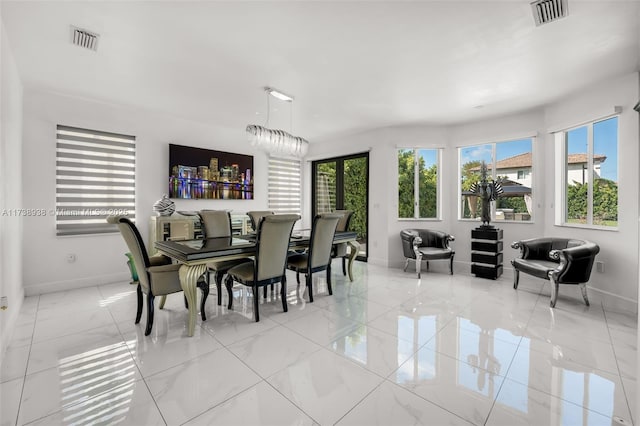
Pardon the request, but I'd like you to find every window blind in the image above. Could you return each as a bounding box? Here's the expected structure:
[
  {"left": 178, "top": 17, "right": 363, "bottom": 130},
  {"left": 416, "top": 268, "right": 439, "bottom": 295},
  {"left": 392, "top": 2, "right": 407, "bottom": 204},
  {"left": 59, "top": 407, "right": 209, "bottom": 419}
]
[
  {"left": 268, "top": 156, "right": 301, "bottom": 215},
  {"left": 56, "top": 125, "right": 136, "bottom": 236}
]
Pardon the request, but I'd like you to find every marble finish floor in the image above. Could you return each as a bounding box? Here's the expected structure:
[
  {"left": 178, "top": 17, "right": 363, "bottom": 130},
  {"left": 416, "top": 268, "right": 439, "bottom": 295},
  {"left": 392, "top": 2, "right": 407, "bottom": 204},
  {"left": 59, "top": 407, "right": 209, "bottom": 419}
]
[{"left": 1, "top": 262, "right": 637, "bottom": 425}]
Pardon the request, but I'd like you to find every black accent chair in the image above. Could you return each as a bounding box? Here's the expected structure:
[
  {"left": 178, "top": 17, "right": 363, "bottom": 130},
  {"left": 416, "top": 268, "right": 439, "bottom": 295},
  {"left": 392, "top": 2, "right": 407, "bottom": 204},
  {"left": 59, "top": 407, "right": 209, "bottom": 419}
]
[
  {"left": 511, "top": 238, "right": 600, "bottom": 308},
  {"left": 287, "top": 213, "right": 342, "bottom": 303},
  {"left": 400, "top": 229, "right": 455, "bottom": 278},
  {"left": 225, "top": 214, "right": 300, "bottom": 322}
]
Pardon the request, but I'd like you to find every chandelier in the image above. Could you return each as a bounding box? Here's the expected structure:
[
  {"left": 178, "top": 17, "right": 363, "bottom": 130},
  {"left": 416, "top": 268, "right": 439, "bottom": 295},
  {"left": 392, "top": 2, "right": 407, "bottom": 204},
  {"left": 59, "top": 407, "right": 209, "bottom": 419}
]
[{"left": 246, "top": 87, "right": 309, "bottom": 158}]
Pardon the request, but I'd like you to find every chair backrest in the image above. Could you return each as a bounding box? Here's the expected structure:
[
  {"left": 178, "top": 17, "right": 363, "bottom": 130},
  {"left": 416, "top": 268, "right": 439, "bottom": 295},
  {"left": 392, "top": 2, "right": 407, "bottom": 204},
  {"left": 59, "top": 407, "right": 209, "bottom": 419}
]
[
  {"left": 107, "top": 215, "right": 151, "bottom": 292},
  {"left": 333, "top": 210, "right": 354, "bottom": 232},
  {"left": 255, "top": 214, "right": 300, "bottom": 281},
  {"left": 198, "top": 210, "right": 233, "bottom": 238},
  {"left": 247, "top": 210, "right": 275, "bottom": 232},
  {"left": 308, "top": 213, "right": 342, "bottom": 268}
]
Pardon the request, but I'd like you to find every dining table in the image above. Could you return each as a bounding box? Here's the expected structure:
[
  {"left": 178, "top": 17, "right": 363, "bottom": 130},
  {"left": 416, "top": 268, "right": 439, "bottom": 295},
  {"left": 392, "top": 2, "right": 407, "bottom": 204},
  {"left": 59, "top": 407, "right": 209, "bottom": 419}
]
[{"left": 155, "top": 230, "right": 360, "bottom": 336}]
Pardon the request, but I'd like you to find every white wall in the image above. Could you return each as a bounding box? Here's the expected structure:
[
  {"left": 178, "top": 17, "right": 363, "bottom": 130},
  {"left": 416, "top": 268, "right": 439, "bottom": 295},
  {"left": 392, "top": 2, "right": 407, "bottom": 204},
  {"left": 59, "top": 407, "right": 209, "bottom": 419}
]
[
  {"left": 0, "top": 19, "right": 24, "bottom": 353},
  {"left": 543, "top": 73, "right": 640, "bottom": 311},
  {"left": 313, "top": 73, "right": 639, "bottom": 312},
  {"left": 21, "top": 89, "right": 270, "bottom": 295}
]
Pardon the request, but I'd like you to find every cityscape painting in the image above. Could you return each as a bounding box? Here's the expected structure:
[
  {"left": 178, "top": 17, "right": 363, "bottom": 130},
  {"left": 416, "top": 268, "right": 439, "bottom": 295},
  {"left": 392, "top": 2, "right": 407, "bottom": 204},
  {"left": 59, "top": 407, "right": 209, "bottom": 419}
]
[{"left": 169, "top": 144, "right": 254, "bottom": 199}]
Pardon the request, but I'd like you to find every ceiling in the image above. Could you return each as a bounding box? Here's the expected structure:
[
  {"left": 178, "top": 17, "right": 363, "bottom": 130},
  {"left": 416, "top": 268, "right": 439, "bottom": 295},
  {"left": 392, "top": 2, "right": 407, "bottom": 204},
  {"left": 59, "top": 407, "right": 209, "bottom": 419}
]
[{"left": 2, "top": 1, "right": 639, "bottom": 142}]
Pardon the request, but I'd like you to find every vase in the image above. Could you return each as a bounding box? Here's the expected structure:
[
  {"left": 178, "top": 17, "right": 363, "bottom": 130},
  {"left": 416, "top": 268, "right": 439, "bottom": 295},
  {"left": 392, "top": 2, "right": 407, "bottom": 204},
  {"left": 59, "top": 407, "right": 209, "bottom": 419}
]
[{"left": 153, "top": 194, "right": 175, "bottom": 216}]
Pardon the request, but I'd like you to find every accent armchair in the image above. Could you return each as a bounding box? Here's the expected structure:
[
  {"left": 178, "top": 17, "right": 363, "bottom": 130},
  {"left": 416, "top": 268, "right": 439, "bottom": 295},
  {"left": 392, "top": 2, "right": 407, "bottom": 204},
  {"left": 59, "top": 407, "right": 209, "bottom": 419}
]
[
  {"left": 511, "top": 237, "right": 600, "bottom": 307},
  {"left": 400, "top": 229, "right": 456, "bottom": 278}
]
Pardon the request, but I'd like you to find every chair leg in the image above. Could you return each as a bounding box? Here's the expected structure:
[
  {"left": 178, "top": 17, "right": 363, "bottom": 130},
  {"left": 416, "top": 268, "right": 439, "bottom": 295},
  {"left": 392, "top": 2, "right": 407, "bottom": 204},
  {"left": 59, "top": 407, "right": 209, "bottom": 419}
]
[
  {"left": 550, "top": 276, "right": 559, "bottom": 308},
  {"left": 160, "top": 295, "right": 168, "bottom": 309},
  {"left": 263, "top": 285, "right": 268, "bottom": 299},
  {"left": 327, "top": 263, "right": 333, "bottom": 295},
  {"left": 580, "top": 283, "right": 590, "bottom": 306},
  {"left": 253, "top": 286, "right": 260, "bottom": 322},
  {"left": 513, "top": 270, "right": 520, "bottom": 289},
  {"left": 197, "top": 279, "right": 209, "bottom": 321},
  {"left": 426, "top": 261, "right": 430, "bottom": 271},
  {"left": 145, "top": 294, "right": 155, "bottom": 336},
  {"left": 449, "top": 254, "right": 454, "bottom": 275},
  {"left": 306, "top": 273, "right": 314, "bottom": 303},
  {"left": 416, "top": 254, "right": 422, "bottom": 279},
  {"left": 225, "top": 275, "right": 234, "bottom": 309},
  {"left": 281, "top": 275, "right": 288, "bottom": 312},
  {"left": 342, "top": 257, "right": 347, "bottom": 276},
  {"left": 296, "top": 271, "right": 300, "bottom": 285},
  {"left": 135, "top": 284, "right": 143, "bottom": 324},
  {"left": 403, "top": 258, "right": 409, "bottom": 272},
  {"left": 215, "top": 271, "right": 224, "bottom": 306},
  {"left": 182, "top": 295, "right": 187, "bottom": 309}
]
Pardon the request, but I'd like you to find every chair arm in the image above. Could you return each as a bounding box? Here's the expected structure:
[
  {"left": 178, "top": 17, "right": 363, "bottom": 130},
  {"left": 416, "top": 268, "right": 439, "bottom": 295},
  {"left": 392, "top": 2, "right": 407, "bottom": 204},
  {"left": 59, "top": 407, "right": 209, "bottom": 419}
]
[
  {"left": 511, "top": 239, "right": 553, "bottom": 260},
  {"left": 412, "top": 236, "right": 423, "bottom": 260},
  {"left": 445, "top": 235, "right": 455, "bottom": 248},
  {"left": 550, "top": 242, "right": 600, "bottom": 284}
]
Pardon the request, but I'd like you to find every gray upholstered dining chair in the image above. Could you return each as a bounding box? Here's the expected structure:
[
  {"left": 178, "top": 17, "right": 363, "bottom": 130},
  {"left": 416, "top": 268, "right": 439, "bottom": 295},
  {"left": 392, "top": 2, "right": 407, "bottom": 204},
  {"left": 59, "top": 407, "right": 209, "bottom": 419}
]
[
  {"left": 287, "top": 213, "right": 342, "bottom": 303},
  {"left": 331, "top": 210, "right": 354, "bottom": 276},
  {"left": 224, "top": 214, "right": 300, "bottom": 322},
  {"left": 246, "top": 210, "right": 274, "bottom": 232},
  {"left": 107, "top": 215, "right": 208, "bottom": 335},
  {"left": 198, "top": 210, "right": 250, "bottom": 312}
]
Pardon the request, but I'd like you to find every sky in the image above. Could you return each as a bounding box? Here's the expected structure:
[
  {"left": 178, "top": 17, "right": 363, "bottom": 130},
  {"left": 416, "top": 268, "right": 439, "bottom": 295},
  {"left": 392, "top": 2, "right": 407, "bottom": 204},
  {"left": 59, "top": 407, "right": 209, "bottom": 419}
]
[{"left": 458, "top": 115, "right": 618, "bottom": 182}]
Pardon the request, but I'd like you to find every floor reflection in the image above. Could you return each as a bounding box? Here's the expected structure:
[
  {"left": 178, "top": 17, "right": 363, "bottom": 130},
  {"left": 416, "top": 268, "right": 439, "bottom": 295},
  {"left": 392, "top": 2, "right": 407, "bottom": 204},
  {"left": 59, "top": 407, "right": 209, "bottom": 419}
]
[{"left": 58, "top": 342, "right": 136, "bottom": 425}]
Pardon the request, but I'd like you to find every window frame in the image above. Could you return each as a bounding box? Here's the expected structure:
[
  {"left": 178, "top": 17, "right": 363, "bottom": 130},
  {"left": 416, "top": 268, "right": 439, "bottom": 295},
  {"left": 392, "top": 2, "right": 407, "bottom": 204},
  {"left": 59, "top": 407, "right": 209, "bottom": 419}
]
[
  {"left": 397, "top": 147, "right": 442, "bottom": 221},
  {"left": 458, "top": 137, "right": 535, "bottom": 223},
  {"left": 267, "top": 156, "right": 302, "bottom": 216},
  {"left": 55, "top": 125, "right": 136, "bottom": 237},
  {"left": 555, "top": 114, "right": 619, "bottom": 230}
]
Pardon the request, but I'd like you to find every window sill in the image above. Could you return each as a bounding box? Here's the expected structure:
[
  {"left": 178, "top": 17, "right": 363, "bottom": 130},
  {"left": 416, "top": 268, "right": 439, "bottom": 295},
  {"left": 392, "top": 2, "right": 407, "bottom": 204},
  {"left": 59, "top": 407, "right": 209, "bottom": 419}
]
[
  {"left": 458, "top": 218, "right": 535, "bottom": 224},
  {"left": 555, "top": 223, "right": 618, "bottom": 232},
  {"left": 398, "top": 218, "right": 441, "bottom": 222}
]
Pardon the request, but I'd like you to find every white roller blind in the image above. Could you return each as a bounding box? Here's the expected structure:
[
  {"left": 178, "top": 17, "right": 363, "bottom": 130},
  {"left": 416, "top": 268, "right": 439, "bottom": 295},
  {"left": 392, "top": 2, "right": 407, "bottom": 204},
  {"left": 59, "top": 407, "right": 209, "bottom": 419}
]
[
  {"left": 56, "top": 125, "right": 136, "bottom": 236},
  {"left": 268, "top": 156, "right": 301, "bottom": 215}
]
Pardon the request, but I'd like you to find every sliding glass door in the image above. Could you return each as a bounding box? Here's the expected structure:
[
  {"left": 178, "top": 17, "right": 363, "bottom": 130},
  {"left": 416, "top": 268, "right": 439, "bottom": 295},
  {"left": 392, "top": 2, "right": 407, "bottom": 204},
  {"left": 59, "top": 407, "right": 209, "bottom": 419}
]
[{"left": 312, "top": 153, "right": 368, "bottom": 260}]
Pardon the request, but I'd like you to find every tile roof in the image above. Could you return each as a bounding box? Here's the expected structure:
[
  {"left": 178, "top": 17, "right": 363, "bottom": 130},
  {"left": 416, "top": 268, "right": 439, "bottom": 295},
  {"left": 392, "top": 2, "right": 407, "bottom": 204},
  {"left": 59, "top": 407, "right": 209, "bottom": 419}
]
[{"left": 469, "top": 152, "right": 606, "bottom": 170}]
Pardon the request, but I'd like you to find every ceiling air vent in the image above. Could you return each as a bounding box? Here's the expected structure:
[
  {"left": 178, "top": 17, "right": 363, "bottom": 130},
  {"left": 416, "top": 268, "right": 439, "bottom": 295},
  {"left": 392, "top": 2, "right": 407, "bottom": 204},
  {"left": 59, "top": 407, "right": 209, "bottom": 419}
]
[
  {"left": 531, "top": 0, "right": 568, "bottom": 26},
  {"left": 70, "top": 26, "right": 99, "bottom": 51}
]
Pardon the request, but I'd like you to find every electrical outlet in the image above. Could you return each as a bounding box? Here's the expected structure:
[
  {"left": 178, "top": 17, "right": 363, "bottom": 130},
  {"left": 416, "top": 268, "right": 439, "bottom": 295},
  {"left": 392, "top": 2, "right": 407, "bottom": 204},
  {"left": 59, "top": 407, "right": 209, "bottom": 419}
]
[
  {"left": 0, "top": 296, "right": 7, "bottom": 310},
  {"left": 66, "top": 253, "right": 77, "bottom": 263},
  {"left": 596, "top": 261, "right": 605, "bottom": 273}
]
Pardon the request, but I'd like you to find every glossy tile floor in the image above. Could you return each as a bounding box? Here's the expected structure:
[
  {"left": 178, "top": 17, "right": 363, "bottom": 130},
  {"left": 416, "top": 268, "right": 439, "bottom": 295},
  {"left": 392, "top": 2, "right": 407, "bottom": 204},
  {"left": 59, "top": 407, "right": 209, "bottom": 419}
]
[{"left": 1, "top": 262, "right": 637, "bottom": 425}]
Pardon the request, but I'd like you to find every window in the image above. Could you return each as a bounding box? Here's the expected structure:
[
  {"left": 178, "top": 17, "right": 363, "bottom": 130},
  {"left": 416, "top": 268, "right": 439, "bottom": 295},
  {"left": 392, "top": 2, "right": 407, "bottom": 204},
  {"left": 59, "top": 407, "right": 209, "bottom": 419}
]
[
  {"left": 558, "top": 116, "right": 618, "bottom": 228},
  {"left": 268, "top": 156, "right": 301, "bottom": 215},
  {"left": 56, "top": 125, "right": 135, "bottom": 236},
  {"left": 459, "top": 138, "right": 533, "bottom": 222},
  {"left": 398, "top": 148, "right": 440, "bottom": 219}
]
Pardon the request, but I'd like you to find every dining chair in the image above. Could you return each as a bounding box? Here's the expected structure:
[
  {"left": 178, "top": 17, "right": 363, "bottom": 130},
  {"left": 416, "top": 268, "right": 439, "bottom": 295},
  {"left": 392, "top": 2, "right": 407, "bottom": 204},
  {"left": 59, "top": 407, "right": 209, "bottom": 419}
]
[
  {"left": 246, "top": 210, "right": 274, "bottom": 232},
  {"left": 198, "top": 210, "right": 250, "bottom": 313},
  {"left": 331, "top": 210, "right": 354, "bottom": 276},
  {"left": 107, "top": 215, "right": 208, "bottom": 335},
  {"left": 224, "top": 214, "right": 300, "bottom": 322},
  {"left": 287, "top": 213, "right": 342, "bottom": 303}
]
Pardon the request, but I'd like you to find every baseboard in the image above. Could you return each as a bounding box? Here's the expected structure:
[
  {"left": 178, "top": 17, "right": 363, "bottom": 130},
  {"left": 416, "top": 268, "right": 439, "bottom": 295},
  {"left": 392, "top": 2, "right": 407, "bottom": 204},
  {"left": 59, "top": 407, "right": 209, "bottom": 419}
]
[
  {"left": 590, "top": 288, "right": 638, "bottom": 315},
  {"left": 24, "top": 272, "right": 130, "bottom": 296},
  {"left": 1, "top": 286, "right": 25, "bottom": 358}
]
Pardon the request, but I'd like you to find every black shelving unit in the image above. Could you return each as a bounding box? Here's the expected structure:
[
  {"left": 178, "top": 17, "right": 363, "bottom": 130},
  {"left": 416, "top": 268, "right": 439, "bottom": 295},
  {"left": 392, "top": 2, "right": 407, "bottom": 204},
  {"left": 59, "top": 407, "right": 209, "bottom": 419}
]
[{"left": 471, "top": 227, "right": 503, "bottom": 279}]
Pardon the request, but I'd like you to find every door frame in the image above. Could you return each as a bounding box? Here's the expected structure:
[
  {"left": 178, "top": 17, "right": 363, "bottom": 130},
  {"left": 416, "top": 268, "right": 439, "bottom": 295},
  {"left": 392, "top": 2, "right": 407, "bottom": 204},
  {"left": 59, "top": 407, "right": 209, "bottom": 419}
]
[{"left": 311, "top": 151, "right": 369, "bottom": 262}]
